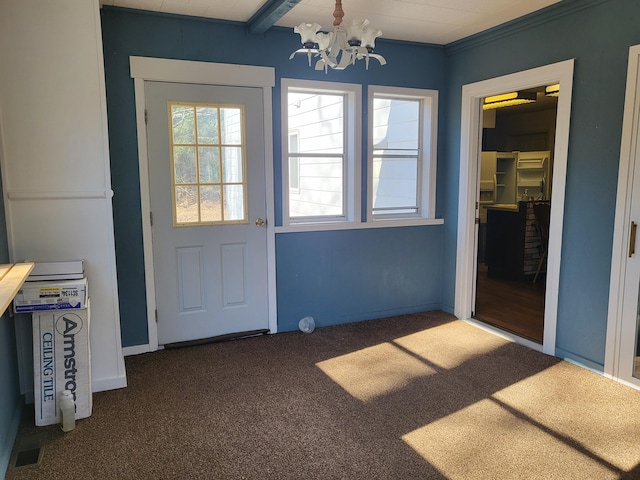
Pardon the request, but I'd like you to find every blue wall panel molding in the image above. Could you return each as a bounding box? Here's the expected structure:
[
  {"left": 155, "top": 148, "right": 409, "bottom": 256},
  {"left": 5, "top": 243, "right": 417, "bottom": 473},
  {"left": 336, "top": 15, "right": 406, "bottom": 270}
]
[
  {"left": 442, "top": 0, "right": 640, "bottom": 368},
  {"left": 100, "top": 7, "right": 446, "bottom": 347}
]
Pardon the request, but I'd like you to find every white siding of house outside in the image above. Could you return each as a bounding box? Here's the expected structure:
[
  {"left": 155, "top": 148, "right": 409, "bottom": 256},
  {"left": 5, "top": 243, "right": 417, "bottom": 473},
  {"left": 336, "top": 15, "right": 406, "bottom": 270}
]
[
  {"left": 288, "top": 92, "right": 345, "bottom": 218},
  {"left": 372, "top": 98, "right": 420, "bottom": 214}
]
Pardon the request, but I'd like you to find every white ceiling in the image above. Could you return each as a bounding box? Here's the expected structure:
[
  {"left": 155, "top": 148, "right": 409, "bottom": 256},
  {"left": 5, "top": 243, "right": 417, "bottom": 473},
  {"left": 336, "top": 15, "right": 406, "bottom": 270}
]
[{"left": 99, "top": 0, "right": 561, "bottom": 45}]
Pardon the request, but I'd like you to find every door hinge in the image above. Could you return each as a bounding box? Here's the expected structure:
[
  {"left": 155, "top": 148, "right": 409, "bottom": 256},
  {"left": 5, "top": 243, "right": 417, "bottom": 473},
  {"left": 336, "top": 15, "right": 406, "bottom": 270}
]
[
  {"left": 475, "top": 217, "right": 480, "bottom": 225},
  {"left": 150, "top": 211, "right": 153, "bottom": 227},
  {"left": 475, "top": 201, "right": 479, "bottom": 210},
  {"left": 144, "top": 109, "right": 148, "bottom": 125},
  {"left": 155, "top": 309, "right": 158, "bottom": 322}
]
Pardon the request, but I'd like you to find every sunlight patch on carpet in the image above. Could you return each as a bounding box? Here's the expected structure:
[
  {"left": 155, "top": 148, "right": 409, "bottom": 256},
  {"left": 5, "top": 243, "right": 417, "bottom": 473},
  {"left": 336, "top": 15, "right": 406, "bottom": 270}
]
[
  {"left": 316, "top": 342, "right": 437, "bottom": 402},
  {"left": 394, "top": 321, "right": 508, "bottom": 370},
  {"left": 492, "top": 362, "right": 640, "bottom": 472},
  {"left": 402, "top": 398, "right": 620, "bottom": 480}
]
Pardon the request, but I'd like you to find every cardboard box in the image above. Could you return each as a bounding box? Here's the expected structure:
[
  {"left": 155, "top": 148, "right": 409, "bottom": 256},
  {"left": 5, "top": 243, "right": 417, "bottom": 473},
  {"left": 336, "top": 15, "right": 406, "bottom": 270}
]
[
  {"left": 27, "top": 260, "right": 84, "bottom": 281},
  {"left": 32, "top": 305, "right": 92, "bottom": 426},
  {"left": 14, "top": 277, "right": 88, "bottom": 313}
]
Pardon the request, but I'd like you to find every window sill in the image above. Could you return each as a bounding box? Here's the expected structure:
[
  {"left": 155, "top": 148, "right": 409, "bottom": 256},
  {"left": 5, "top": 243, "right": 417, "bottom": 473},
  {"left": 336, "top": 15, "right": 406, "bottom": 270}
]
[{"left": 275, "top": 217, "right": 444, "bottom": 233}]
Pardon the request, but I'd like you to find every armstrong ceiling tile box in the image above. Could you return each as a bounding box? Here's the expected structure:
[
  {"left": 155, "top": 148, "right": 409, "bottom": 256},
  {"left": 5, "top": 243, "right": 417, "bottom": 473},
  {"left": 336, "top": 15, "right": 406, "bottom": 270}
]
[
  {"left": 32, "top": 304, "right": 92, "bottom": 426},
  {"left": 14, "top": 277, "right": 88, "bottom": 313}
]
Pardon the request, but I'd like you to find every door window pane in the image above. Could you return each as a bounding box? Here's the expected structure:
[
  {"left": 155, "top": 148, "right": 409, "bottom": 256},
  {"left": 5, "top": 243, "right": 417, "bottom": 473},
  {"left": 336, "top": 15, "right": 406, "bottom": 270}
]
[
  {"left": 173, "top": 146, "right": 197, "bottom": 184},
  {"left": 223, "top": 185, "right": 245, "bottom": 221},
  {"left": 200, "top": 185, "right": 222, "bottom": 222},
  {"left": 175, "top": 185, "right": 198, "bottom": 224},
  {"left": 198, "top": 147, "right": 220, "bottom": 183},
  {"left": 171, "top": 105, "right": 195, "bottom": 144},
  {"left": 222, "top": 147, "right": 243, "bottom": 183},
  {"left": 196, "top": 107, "right": 218, "bottom": 144},
  {"left": 169, "top": 102, "right": 247, "bottom": 226},
  {"left": 221, "top": 108, "right": 242, "bottom": 144}
]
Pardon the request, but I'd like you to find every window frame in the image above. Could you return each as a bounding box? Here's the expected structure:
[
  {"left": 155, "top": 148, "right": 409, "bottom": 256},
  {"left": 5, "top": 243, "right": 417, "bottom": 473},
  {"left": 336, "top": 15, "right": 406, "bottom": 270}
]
[
  {"left": 281, "top": 78, "right": 362, "bottom": 228},
  {"left": 367, "top": 85, "right": 438, "bottom": 224}
]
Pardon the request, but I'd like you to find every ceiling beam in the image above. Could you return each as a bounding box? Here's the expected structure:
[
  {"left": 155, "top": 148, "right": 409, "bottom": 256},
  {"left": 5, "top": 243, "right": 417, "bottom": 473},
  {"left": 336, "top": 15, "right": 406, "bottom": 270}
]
[{"left": 248, "top": 0, "right": 302, "bottom": 35}]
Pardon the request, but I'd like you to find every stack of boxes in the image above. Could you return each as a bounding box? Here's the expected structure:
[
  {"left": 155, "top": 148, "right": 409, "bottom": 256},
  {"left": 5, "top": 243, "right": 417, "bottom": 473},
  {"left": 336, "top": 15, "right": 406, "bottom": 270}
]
[{"left": 14, "top": 261, "right": 92, "bottom": 426}]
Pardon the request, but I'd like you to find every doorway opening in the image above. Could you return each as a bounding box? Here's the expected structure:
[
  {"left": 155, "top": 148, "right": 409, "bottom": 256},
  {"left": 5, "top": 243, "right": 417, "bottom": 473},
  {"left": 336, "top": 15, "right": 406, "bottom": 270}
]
[
  {"left": 454, "top": 59, "right": 574, "bottom": 356},
  {"left": 474, "top": 88, "right": 558, "bottom": 343}
]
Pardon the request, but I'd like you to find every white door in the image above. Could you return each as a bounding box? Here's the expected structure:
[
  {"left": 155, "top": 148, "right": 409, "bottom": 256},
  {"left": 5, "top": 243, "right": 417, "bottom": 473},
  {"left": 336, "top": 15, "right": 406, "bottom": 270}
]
[
  {"left": 145, "top": 81, "right": 269, "bottom": 345},
  {"left": 617, "top": 127, "right": 640, "bottom": 388}
]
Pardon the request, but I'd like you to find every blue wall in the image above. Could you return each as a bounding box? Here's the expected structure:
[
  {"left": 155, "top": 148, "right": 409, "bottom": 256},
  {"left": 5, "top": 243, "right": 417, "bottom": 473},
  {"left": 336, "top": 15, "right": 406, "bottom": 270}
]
[
  {"left": 100, "top": 8, "right": 448, "bottom": 346},
  {"left": 276, "top": 227, "right": 443, "bottom": 331},
  {"left": 0, "top": 168, "right": 21, "bottom": 476},
  {"left": 442, "top": 0, "right": 640, "bottom": 369}
]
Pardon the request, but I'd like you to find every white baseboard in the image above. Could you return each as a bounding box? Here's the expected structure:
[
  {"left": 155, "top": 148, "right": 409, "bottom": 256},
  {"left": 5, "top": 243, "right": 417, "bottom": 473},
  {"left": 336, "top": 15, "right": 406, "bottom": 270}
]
[
  {"left": 122, "top": 344, "right": 152, "bottom": 356},
  {"left": 92, "top": 374, "right": 127, "bottom": 392}
]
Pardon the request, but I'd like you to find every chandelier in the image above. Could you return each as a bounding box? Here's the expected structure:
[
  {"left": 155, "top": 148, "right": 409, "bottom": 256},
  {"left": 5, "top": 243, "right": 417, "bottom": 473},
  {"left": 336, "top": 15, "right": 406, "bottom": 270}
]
[{"left": 289, "top": 0, "right": 386, "bottom": 72}]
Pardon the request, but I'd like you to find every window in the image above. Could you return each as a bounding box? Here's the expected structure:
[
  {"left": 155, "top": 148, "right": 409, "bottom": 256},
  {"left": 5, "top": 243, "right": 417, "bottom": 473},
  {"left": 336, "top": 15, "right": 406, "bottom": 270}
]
[
  {"left": 368, "top": 86, "right": 438, "bottom": 222},
  {"left": 281, "top": 79, "right": 361, "bottom": 226},
  {"left": 169, "top": 102, "right": 247, "bottom": 226}
]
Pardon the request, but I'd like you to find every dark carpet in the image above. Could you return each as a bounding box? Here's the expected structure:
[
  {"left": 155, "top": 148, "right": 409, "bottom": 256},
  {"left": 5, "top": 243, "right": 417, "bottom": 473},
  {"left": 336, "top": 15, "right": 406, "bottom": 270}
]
[{"left": 6, "top": 311, "right": 640, "bottom": 479}]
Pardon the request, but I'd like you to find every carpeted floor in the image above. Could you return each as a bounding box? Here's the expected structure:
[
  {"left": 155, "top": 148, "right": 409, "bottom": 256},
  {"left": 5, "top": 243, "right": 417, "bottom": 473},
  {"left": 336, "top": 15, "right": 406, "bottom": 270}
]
[{"left": 6, "top": 311, "right": 640, "bottom": 479}]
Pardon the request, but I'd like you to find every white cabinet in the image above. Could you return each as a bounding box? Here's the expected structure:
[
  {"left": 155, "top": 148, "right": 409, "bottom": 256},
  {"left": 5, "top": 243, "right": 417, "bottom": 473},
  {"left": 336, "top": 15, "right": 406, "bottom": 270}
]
[
  {"left": 481, "top": 150, "right": 551, "bottom": 207},
  {"left": 516, "top": 151, "right": 551, "bottom": 200},
  {"left": 480, "top": 151, "right": 518, "bottom": 206}
]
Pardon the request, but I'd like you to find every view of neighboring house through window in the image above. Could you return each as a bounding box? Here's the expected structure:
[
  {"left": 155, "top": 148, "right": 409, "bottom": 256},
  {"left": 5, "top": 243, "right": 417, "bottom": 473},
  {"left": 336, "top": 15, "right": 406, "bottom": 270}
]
[
  {"left": 169, "top": 102, "right": 247, "bottom": 226},
  {"left": 369, "top": 86, "right": 438, "bottom": 222},
  {"left": 282, "top": 79, "right": 361, "bottom": 226},
  {"left": 371, "top": 97, "right": 420, "bottom": 214},
  {"left": 287, "top": 91, "right": 344, "bottom": 218}
]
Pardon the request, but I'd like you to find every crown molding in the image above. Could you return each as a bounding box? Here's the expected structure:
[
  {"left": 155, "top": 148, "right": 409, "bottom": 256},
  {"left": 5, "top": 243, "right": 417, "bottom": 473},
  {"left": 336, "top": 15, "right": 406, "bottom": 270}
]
[{"left": 445, "top": 0, "right": 609, "bottom": 55}]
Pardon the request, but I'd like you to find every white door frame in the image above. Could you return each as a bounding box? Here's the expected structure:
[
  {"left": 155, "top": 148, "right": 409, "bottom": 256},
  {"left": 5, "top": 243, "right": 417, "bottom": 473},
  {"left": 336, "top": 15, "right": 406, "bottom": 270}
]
[
  {"left": 128, "top": 56, "right": 277, "bottom": 354},
  {"left": 454, "top": 59, "right": 575, "bottom": 356},
  {"left": 605, "top": 45, "right": 640, "bottom": 389}
]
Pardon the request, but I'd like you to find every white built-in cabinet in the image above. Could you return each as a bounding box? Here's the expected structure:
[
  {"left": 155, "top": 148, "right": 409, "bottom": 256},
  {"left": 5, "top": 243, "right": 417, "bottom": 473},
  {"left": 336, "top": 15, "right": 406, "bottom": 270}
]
[{"left": 480, "top": 151, "right": 551, "bottom": 221}]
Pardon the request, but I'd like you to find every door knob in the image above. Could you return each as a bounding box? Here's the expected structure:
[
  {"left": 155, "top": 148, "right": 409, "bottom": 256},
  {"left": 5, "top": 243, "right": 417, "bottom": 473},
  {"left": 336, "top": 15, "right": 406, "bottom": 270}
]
[{"left": 255, "top": 218, "right": 266, "bottom": 227}]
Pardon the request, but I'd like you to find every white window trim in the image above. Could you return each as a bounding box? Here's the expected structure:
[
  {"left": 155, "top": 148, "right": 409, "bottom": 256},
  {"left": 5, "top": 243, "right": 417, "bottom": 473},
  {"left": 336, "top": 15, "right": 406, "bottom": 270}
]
[
  {"left": 367, "top": 85, "right": 439, "bottom": 226},
  {"left": 280, "top": 78, "right": 362, "bottom": 228}
]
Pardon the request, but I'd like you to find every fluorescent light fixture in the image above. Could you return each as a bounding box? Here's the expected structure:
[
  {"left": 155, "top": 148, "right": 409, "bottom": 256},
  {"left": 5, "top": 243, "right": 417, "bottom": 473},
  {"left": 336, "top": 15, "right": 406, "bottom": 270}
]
[
  {"left": 545, "top": 83, "right": 560, "bottom": 97},
  {"left": 482, "top": 91, "right": 537, "bottom": 110}
]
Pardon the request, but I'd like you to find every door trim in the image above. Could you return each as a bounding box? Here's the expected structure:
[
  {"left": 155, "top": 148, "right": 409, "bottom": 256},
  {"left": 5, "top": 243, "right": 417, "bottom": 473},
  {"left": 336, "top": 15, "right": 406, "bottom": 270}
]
[
  {"left": 454, "top": 59, "right": 575, "bottom": 356},
  {"left": 130, "top": 56, "right": 277, "bottom": 352},
  {"left": 605, "top": 44, "right": 640, "bottom": 386}
]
